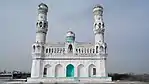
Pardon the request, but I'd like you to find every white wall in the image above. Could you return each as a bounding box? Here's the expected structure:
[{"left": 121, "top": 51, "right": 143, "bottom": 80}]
[{"left": 41, "top": 60, "right": 103, "bottom": 77}]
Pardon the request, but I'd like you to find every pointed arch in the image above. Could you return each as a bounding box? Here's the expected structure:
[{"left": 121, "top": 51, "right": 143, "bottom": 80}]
[
  {"left": 55, "top": 64, "right": 63, "bottom": 77},
  {"left": 49, "top": 48, "right": 51, "bottom": 53},
  {"left": 88, "top": 64, "right": 96, "bottom": 77},
  {"left": 90, "top": 48, "right": 92, "bottom": 53},
  {"left": 43, "top": 64, "right": 51, "bottom": 77},
  {"left": 66, "top": 64, "right": 74, "bottom": 77},
  {"left": 68, "top": 44, "right": 73, "bottom": 53},
  {"left": 46, "top": 48, "right": 48, "bottom": 53},
  {"left": 77, "top": 64, "right": 85, "bottom": 77},
  {"left": 96, "top": 46, "right": 98, "bottom": 53},
  {"left": 33, "top": 45, "right": 35, "bottom": 52}
]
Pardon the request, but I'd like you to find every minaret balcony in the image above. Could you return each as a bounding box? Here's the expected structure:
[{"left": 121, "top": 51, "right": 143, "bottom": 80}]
[{"left": 32, "top": 53, "right": 45, "bottom": 58}]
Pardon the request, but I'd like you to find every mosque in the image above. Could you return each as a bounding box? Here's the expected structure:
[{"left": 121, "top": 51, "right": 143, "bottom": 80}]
[{"left": 27, "top": 3, "right": 112, "bottom": 83}]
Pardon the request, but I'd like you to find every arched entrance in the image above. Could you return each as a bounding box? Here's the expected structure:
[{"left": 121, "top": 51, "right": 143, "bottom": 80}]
[
  {"left": 77, "top": 64, "right": 85, "bottom": 77},
  {"left": 68, "top": 44, "right": 73, "bottom": 53},
  {"left": 66, "top": 64, "right": 74, "bottom": 77},
  {"left": 88, "top": 64, "right": 96, "bottom": 77},
  {"left": 43, "top": 64, "right": 51, "bottom": 77},
  {"left": 55, "top": 64, "right": 63, "bottom": 77}
]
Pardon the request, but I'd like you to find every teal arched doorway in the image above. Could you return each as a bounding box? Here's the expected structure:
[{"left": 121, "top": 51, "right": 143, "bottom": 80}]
[{"left": 66, "top": 64, "right": 74, "bottom": 77}]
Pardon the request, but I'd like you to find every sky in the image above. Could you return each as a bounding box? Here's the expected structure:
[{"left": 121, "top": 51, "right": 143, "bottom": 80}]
[{"left": 0, "top": 0, "right": 149, "bottom": 74}]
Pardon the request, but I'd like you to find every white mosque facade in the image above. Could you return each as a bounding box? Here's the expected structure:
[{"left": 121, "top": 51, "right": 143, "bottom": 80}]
[{"left": 27, "top": 3, "right": 112, "bottom": 83}]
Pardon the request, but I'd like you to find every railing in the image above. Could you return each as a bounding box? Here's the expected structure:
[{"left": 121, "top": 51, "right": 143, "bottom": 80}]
[{"left": 32, "top": 52, "right": 108, "bottom": 59}]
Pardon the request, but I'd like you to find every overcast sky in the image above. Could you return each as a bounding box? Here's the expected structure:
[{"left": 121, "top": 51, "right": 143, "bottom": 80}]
[{"left": 0, "top": 0, "right": 149, "bottom": 74}]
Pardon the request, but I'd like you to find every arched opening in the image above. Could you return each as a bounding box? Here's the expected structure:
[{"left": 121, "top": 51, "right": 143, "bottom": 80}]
[
  {"left": 37, "top": 45, "right": 40, "bottom": 51},
  {"left": 100, "top": 46, "right": 104, "bottom": 52},
  {"left": 96, "top": 46, "right": 98, "bottom": 53},
  {"left": 93, "top": 49, "right": 95, "bottom": 53},
  {"left": 55, "top": 64, "right": 63, "bottom": 77},
  {"left": 87, "top": 48, "right": 89, "bottom": 53},
  {"left": 90, "top": 48, "right": 92, "bottom": 53},
  {"left": 43, "top": 64, "right": 51, "bottom": 77},
  {"left": 82, "top": 48, "right": 83, "bottom": 53},
  {"left": 33, "top": 45, "right": 35, "bottom": 52},
  {"left": 68, "top": 44, "right": 73, "bottom": 53},
  {"left": 76, "top": 49, "right": 78, "bottom": 53},
  {"left": 51, "top": 48, "right": 53, "bottom": 53},
  {"left": 77, "top": 64, "right": 85, "bottom": 77},
  {"left": 57, "top": 48, "right": 59, "bottom": 53},
  {"left": 66, "top": 64, "right": 74, "bottom": 77},
  {"left": 54, "top": 48, "right": 56, "bottom": 53},
  {"left": 84, "top": 48, "right": 86, "bottom": 53},
  {"left": 49, "top": 48, "right": 51, "bottom": 53},
  {"left": 63, "top": 48, "right": 65, "bottom": 53},
  {"left": 88, "top": 64, "right": 96, "bottom": 77},
  {"left": 46, "top": 48, "right": 48, "bottom": 53},
  {"left": 79, "top": 49, "right": 81, "bottom": 53}
]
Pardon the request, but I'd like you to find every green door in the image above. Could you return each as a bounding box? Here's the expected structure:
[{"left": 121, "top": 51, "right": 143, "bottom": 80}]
[{"left": 66, "top": 64, "right": 74, "bottom": 77}]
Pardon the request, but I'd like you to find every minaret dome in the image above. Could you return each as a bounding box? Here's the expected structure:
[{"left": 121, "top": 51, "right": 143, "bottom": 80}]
[
  {"left": 93, "top": 4, "right": 103, "bottom": 16},
  {"left": 38, "top": 3, "right": 48, "bottom": 12}
]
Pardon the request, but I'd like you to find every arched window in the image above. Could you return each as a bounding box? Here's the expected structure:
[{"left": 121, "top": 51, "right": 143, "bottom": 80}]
[
  {"left": 39, "top": 21, "right": 43, "bottom": 28},
  {"left": 102, "top": 23, "right": 105, "bottom": 27},
  {"left": 98, "top": 23, "right": 101, "bottom": 28},
  {"left": 44, "top": 22, "right": 47, "bottom": 28}
]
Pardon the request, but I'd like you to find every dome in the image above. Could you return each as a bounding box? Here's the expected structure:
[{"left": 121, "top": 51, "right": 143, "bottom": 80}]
[
  {"left": 66, "top": 31, "right": 75, "bottom": 43},
  {"left": 93, "top": 4, "right": 103, "bottom": 15},
  {"left": 93, "top": 4, "right": 103, "bottom": 9},
  {"left": 66, "top": 31, "right": 75, "bottom": 37},
  {"left": 38, "top": 3, "right": 48, "bottom": 10}
]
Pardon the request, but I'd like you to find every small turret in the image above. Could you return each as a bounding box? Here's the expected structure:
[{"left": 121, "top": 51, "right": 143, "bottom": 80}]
[{"left": 65, "top": 31, "right": 75, "bottom": 43}]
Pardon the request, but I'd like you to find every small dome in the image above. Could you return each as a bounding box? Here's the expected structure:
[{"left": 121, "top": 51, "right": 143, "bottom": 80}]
[
  {"left": 38, "top": 3, "right": 48, "bottom": 10},
  {"left": 66, "top": 31, "right": 75, "bottom": 37},
  {"left": 93, "top": 4, "right": 103, "bottom": 9}
]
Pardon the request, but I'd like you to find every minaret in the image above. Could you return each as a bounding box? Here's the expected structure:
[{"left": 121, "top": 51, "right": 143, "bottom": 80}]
[
  {"left": 31, "top": 3, "right": 48, "bottom": 78},
  {"left": 36, "top": 3, "right": 48, "bottom": 44},
  {"left": 93, "top": 5, "right": 107, "bottom": 77}
]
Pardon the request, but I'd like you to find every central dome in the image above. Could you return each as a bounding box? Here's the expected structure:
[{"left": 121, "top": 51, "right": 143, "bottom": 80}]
[
  {"left": 66, "top": 31, "right": 75, "bottom": 43},
  {"left": 66, "top": 31, "right": 75, "bottom": 37}
]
